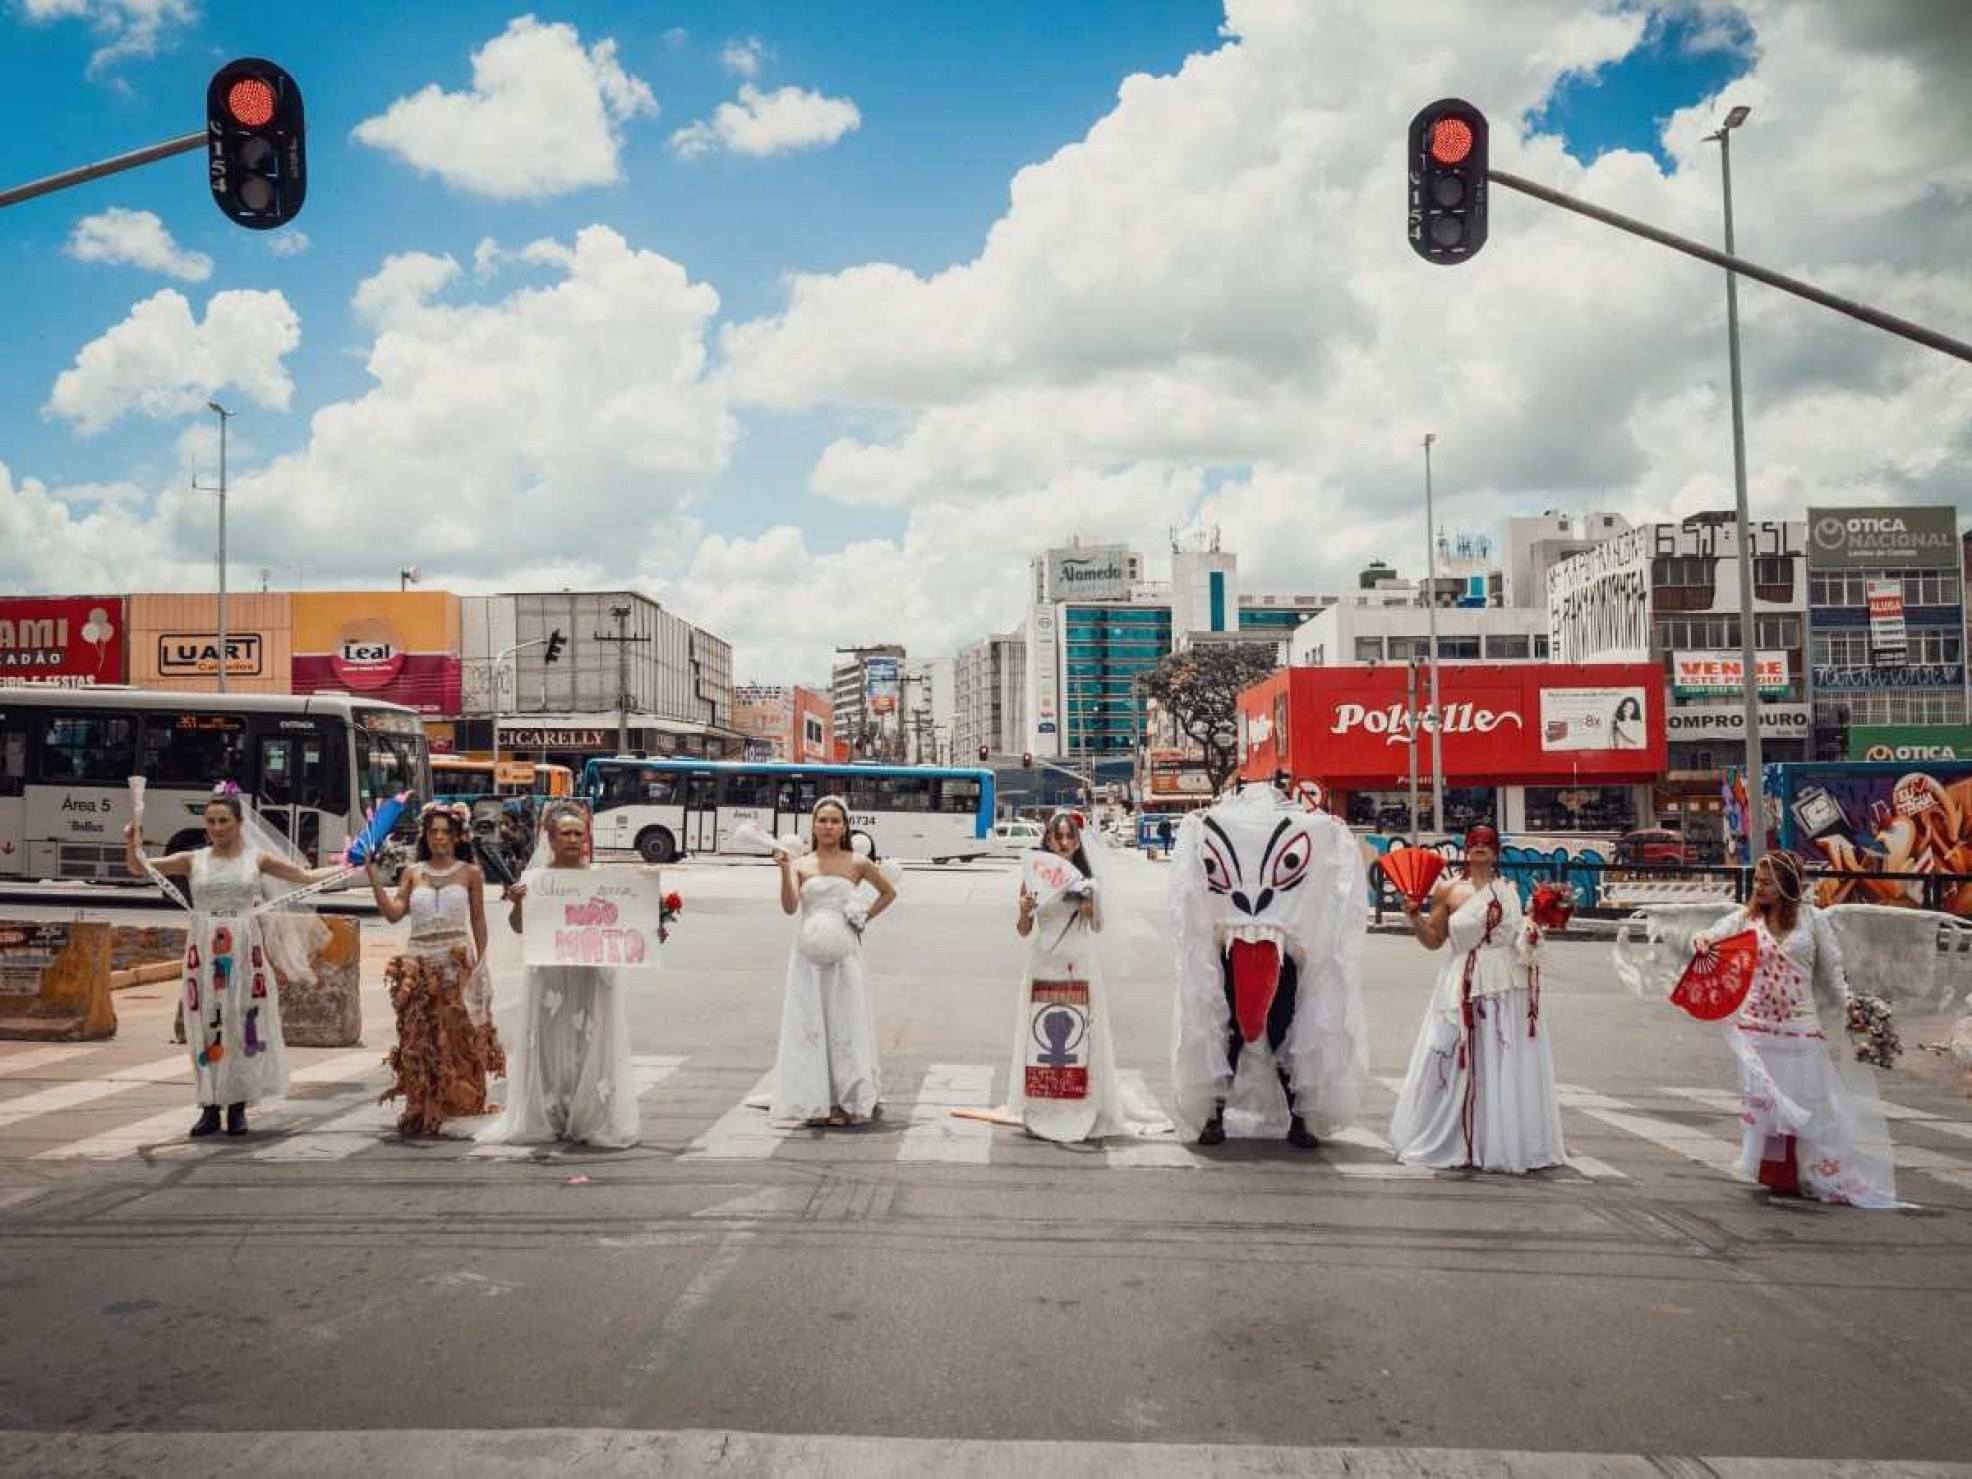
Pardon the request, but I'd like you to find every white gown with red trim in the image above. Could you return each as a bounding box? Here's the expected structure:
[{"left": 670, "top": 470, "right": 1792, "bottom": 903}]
[{"left": 1389, "top": 879, "right": 1565, "bottom": 1173}]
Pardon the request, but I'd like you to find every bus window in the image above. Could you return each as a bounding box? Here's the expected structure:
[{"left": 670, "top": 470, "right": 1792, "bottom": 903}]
[
  {"left": 881, "top": 775, "right": 932, "bottom": 813},
  {"left": 259, "top": 733, "right": 344, "bottom": 813},
  {"left": 533, "top": 764, "right": 574, "bottom": 797},
  {"left": 37, "top": 712, "right": 137, "bottom": 784},
  {"left": 724, "top": 771, "right": 775, "bottom": 808},
  {"left": 777, "top": 774, "right": 820, "bottom": 816},
  {"left": 936, "top": 778, "right": 981, "bottom": 815},
  {"left": 142, "top": 712, "right": 248, "bottom": 789},
  {"left": 0, "top": 725, "right": 24, "bottom": 799},
  {"left": 355, "top": 729, "right": 419, "bottom": 814},
  {"left": 684, "top": 772, "right": 718, "bottom": 811}
]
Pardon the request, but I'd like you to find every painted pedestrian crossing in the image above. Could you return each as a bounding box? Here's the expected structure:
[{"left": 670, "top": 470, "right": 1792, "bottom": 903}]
[{"left": 5, "top": 1044, "right": 1972, "bottom": 1195}]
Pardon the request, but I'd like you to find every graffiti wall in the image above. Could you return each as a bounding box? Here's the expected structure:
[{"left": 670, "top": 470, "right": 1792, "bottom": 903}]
[
  {"left": 1770, "top": 761, "right": 1972, "bottom": 915},
  {"left": 1359, "top": 831, "right": 1616, "bottom": 908}
]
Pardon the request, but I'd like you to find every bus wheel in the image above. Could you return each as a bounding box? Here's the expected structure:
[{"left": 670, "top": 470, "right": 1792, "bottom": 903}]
[{"left": 636, "top": 827, "right": 677, "bottom": 865}]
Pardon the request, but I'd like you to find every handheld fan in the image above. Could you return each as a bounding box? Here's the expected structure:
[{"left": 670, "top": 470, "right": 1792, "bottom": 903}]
[
  {"left": 1669, "top": 929, "right": 1760, "bottom": 1021},
  {"left": 731, "top": 819, "right": 810, "bottom": 859},
  {"left": 345, "top": 792, "right": 412, "bottom": 866},
  {"left": 1375, "top": 847, "right": 1447, "bottom": 908}
]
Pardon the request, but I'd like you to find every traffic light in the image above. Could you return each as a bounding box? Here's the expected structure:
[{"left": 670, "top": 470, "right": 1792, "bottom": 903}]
[
  {"left": 1407, "top": 98, "right": 1487, "bottom": 264},
  {"left": 1022, "top": 751, "right": 1034, "bottom": 769},
  {"left": 977, "top": 745, "right": 990, "bottom": 762},
  {"left": 207, "top": 59, "right": 306, "bottom": 230},
  {"left": 543, "top": 629, "right": 567, "bottom": 664}
]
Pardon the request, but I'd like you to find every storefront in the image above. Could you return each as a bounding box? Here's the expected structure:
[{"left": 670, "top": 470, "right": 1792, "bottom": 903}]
[
  {"left": 127, "top": 593, "right": 295, "bottom": 695},
  {"left": 290, "top": 591, "right": 463, "bottom": 717},
  {"left": 1237, "top": 662, "right": 1667, "bottom": 839},
  {"left": 0, "top": 597, "right": 126, "bottom": 688}
]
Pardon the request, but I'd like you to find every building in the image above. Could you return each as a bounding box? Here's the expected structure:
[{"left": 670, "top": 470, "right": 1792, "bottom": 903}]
[
  {"left": 1502, "top": 510, "right": 1632, "bottom": 609},
  {"left": 1238, "top": 662, "right": 1668, "bottom": 838},
  {"left": 1806, "top": 505, "right": 1965, "bottom": 759},
  {"left": 829, "top": 645, "right": 908, "bottom": 760},
  {"left": 458, "top": 590, "right": 740, "bottom": 768},
  {"left": 1547, "top": 513, "right": 1809, "bottom": 855},
  {"left": 0, "top": 596, "right": 128, "bottom": 688},
  {"left": 732, "top": 684, "right": 833, "bottom": 762},
  {"left": 952, "top": 633, "right": 1026, "bottom": 761},
  {"left": 901, "top": 657, "right": 954, "bottom": 765},
  {"left": 1289, "top": 601, "right": 1550, "bottom": 668}
]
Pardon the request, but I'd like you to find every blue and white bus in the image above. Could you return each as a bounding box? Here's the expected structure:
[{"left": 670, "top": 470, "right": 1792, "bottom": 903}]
[{"left": 580, "top": 757, "right": 995, "bottom": 864}]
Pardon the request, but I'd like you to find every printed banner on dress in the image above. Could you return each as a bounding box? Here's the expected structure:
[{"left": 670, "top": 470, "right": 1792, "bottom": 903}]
[
  {"left": 522, "top": 866, "right": 665, "bottom": 970},
  {"left": 1538, "top": 686, "right": 1649, "bottom": 753},
  {"left": 1024, "top": 978, "right": 1091, "bottom": 1100}
]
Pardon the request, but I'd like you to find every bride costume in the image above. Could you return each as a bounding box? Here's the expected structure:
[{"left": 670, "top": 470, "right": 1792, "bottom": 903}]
[
  {"left": 767, "top": 799, "right": 887, "bottom": 1126},
  {"left": 475, "top": 804, "right": 639, "bottom": 1150},
  {"left": 1005, "top": 814, "right": 1131, "bottom": 1143},
  {"left": 1388, "top": 832, "right": 1567, "bottom": 1173}
]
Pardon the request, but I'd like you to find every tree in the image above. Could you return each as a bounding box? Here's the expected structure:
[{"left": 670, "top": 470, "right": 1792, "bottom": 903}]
[{"left": 1142, "top": 644, "right": 1281, "bottom": 796}]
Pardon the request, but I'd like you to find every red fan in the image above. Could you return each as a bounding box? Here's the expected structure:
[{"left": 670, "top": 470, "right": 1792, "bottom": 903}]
[
  {"left": 1530, "top": 882, "right": 1575, "bottom": 929},
  {"left": 1376, "top": 847, "right": 1446, "bottom": 908},
  {"left": 1669, "top": 929, "right": 1760, "bottom": 1021}
]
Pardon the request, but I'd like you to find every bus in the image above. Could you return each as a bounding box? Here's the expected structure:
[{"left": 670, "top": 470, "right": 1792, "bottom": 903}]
[
  {"left": 581, "top": 757, "right": 995, "bottom": 863},
  {"left": 432, "top": 756, "right": 574, "bottom": 800},
  {"left": 0, "top": 685, "right": 431, "bottom": 882}
]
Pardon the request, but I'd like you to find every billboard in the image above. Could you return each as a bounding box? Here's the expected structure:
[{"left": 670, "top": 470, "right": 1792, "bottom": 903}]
[
  {"left": 290, "top": 592, "right": 463, "bottom": 716},
  {"left": 129, "top": 593, "right": 294, "bottom": 694},
  {"left": 1848, "top": 725, "right": 1972, "bottom": 763},
  {"left": 0, "top": 597, "right": 125, "bottom": 686},
  {"left": 1807, "top": 505, "right": 1958, "bottom": 570},
  {"left": 1670, "top": 651, "right": 1789, "bottom": 699},
  {"left": 1044, "top": 544, "right": 1134, "bottom": 603},
  {"left": 864, "top": 656, "right": 900, "bottom": 716},
  {"left": 1539, "top": 686, "right": 1650, "bottom": 753}
]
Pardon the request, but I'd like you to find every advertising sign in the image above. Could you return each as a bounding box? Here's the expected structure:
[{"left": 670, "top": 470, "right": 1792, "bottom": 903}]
[
  {"left": 1866, "top": 579, "right": 1908, "bottom": 665},
  {"left": 1044, "top": 544, "right": 1134, "bottom": 603},
  {"left": 157, "top": 633, "right": 263, "bottom": 678},
  {"left": 0, "top": 598, "right": 124, "bottom": 687},
  {"left": 291, "top": 595, "right": 463, "bottom": 715},
  {"left": 521, "top": 866, "right": 665, "bottom": 969},
  {"left": 497, "top": 725, "right": 614, "bottom": 750},
  {"left": 0, "top": 922, "right": 71, "bottom": 996},
  {"left": 1848, "top": 725, "right": 1972, "bottom": 763},
  {"left": 865, "top": 657, "right": 901, "bottom": 716},
  {"left": 1807, "top": 505, "right": 1958, "bottom": 570},
  {"left": 1666, "top": 704, "right": 1810, "bottom": 741},
  {"left": 1670, "top": 651, "right": 1789, "bottom": 699},
  {"left": 1539, "top": 687, "right": 1650, "bottom": 753}
]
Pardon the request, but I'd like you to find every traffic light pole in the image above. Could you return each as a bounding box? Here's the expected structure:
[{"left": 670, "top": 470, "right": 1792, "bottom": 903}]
[
  {"left": 0, "top": 131, "right": 204, "bottom": 211},
  {"left": 1486, "top": 168, "right": 1972, "bottom": 366}
]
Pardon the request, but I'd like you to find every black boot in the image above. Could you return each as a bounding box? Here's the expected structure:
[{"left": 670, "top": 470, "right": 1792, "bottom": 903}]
[
  {"left": 224, "top": 1102, "right": 248, "bottom": 1136},
  {"left": 1286, "top": 1114, "right": 1319, "bottom": 1149},
  {"left": 189, "top": 1105, "right": 222, "bottom": 1138},
  {"left": 1197, "top": 1100, "right": 1227, "bottom": 1146}
]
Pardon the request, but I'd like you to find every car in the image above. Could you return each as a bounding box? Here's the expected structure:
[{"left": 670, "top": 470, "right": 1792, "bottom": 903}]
[
  {"left": 1616, "top": 828, "right": 1691, "bottom": 867},
  {"left": 988, "top": 819, "right": 1045, "bottom": 857}
]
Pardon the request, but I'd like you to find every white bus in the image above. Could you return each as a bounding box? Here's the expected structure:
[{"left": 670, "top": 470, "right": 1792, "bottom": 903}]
[
  {"left": 0, "top": 685, "right": 432, "bottom": 882},
  {"left": 580, "top": 757, "right": 996, "bottom": 864}
]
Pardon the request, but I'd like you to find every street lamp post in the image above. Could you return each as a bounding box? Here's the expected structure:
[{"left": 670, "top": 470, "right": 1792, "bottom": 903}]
[
  {"left": 1422, "top": 433, "right": 1445, "bottom": 833},
  {"left": 1705, "top": 104, "right": 1766, "bottom": 862},
  {"left": 202, "top": 402, "right": 232, "bottom": 695}
]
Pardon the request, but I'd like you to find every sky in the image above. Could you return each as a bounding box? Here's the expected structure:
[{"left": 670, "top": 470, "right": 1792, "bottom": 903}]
[{"left": 2, "top": 0, "right": 1968, "bottom": 686}]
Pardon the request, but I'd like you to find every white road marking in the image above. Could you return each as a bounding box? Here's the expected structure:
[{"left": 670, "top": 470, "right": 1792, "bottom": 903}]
[
  {"left": 681, "top": 1072, "right": 795, "bottom": 1161},
  {"left": 0, "top": 1045, "right": 102, "bottom": 1079},
  {"left": 467, "top": 1054, "right": 690, "bottom": 1160},
  {"left": 896, "top": 1063, "right": 996, "bottom": 1164},
  {"left": 0, "top": 1055, "right": 188, "bottom": 1133}
]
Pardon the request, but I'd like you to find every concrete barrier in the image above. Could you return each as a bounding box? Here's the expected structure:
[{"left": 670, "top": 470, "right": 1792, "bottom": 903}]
[
  {"left": 170, "top": 916, "right": 364, "bottom": 1048},
  {"left": 0, "top": 919, "right": 116, "bottom": 1041}
]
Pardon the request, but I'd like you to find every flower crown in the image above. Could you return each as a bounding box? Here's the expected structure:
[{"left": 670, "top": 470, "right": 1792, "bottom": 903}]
[
  {"left": 419, "top": 800, "right": 471, "bottom": 826},
  {"left": 212, "top": 780, "right": 241, "bottom": 797}
]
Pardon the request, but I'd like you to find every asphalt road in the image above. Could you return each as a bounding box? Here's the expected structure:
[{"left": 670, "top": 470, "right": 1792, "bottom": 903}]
[{"left": 3, "top": 850, "right": 1970, "bottom": 1477}]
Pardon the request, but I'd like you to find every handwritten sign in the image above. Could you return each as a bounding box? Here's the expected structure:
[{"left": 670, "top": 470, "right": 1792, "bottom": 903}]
[{"left": 521, "top": 866, "right": 664, "bottom": 970}]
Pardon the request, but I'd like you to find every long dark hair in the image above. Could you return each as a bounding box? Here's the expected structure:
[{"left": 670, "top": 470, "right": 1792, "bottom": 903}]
[
  {"left": 415, "top": 809, "right": 463, "bottom": 863},
  {"left": 1044, "top": 812, "right": 1092, "bottom": 878}
]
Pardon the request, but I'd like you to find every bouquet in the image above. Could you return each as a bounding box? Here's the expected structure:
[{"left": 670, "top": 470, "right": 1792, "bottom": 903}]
[
  {"left": 1529, "top": 882, "right": 1576, "bottom": 930},
  {"left": 659, "top": 890, "right": 683, "bottom": 944},
  {"left": 1846, "top": 992, "right": 1901, "bottom": 1070}
]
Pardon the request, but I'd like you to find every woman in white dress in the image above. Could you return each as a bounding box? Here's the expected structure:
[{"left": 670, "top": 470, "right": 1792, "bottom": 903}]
[
  {"left": 1390, "top": 825, "right": 1566, "bottom": 1173},
  {"left": 1690, "top": 850, "right": 1900, "bottom": 1207},
  {"left": 367, "top": 802, "right": 504, "bottom": 1136},
  {"left": 769, "top": 796, "right": 897, "bottom": 1127},
  {"left": 1008, "top": 811, "right": 1127, "bottom": 1142},
  {"left": 121, "top": 786, "right": 337, "bottom": 1138},
  {"left": 476, "top": 802, "right": 639, "bottom": 1150}
]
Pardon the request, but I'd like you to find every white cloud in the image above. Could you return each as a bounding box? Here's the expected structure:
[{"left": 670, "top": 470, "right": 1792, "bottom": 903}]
[
  {"left": 671, "top": 82, "right": 861, "bottom": 160},
  {"left": 352, "top": 15, "right": 657, "bottom": 199},
  {"left": 64, "top": 208, "right": 212, "bottom": 281},
  {"left": 720, "top": 37, "right": 766, "bottom": 79},
  {"left": 45, "top": 288, "right": 300, "bottom": 435},
  {"left": 20, "top": 0, "right": 194, "bottom": 74},
  {"left": 0, "top": 459, "right": 209, "bottom": 588},
  {"left": 264, "top": 229, "right": 310, "bottom": 257}
]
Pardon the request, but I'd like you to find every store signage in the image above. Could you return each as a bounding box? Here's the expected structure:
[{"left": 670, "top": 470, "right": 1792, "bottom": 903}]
[
  {"left": 1044, "top": 544, "right": 1133, "bottom": 602},
  {"left": 1866, "top": 579, "right": 1907, "bottom": 665},
  {"left": 329, "top": 631, "right": 406, "bottom": 691},
  {"left": 0, "top": 598, "right": 124, "bottom": 685},
  {"left": 1330, "top": 702, "right": 1521, "bottom": 744},
  {"left": 1807, "top": 505, "right": 1958, "bottom": 570},
  {"left": 1848, "top": 724, "right": 1972, "bottom": 763},
  {"left": 498, "top": 726, "right": 614, "bottom": 749},
  {"left": 1666, "top": 704, "right": 1810, "bottom": 740},
  {"left": 1670, "top": 651, "right": 1789, "bottom": 698},
  {"left": 157, "top": 632, "right": 262, "bottom": 677},
  {"left": 1812, "top": 663, "right": 1964, "bottom": 690}
]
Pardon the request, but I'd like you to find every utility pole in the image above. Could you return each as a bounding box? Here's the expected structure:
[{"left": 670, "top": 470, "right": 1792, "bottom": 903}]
[
  {"left": 1422, "top": 433, "right": 1444, "bottom": 833},
  {"left": 594, "top": 604, "right": 651, "bottom": 755},
  {"left": 193, "top": 402, "right": 231, "bottom": 694}
]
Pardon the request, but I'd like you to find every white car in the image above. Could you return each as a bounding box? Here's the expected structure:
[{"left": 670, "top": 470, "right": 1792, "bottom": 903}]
[{"left": 988, "top": 819, "right": 1044, "bottom": 858}]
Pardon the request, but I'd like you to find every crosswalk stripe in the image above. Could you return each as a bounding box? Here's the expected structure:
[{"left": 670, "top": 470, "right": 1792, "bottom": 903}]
[
  {"left": 897, "top": 1063, "right": 996, "bottom": 1163},
  {"left": 0, "top": 1045, "right": 102, "bottom": 1079},
  {"left": 466, "top": 1054, "right": 691, "bottom": 1159},
  {"left": 0, "top": 1054, "right": 187, "bottom": 1133},
  {"left": 1555, "top": 1084, "right": 1743, "bottom": 1177},
  {"left": 1105, "top": 1069, "right": 1199, "bottom": 1168},
  {"left": 681, "top": 1072, "right": 791, "bottom": 1161}
]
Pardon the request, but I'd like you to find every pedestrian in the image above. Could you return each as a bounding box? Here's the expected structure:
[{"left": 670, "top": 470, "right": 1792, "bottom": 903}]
[
  {"left": 368, "top": 802, "right": 505, "bottom": 1136},
  {"left": 121, "top": 784, "right": 339, "bottom": 1139},
  {"left": 1156, "top": 815, "right": 1174, "bottom": 861},
  {"left": 1687, "top": 850, "right": 1900, "bottom": 1206},
  {"left": 476, "top": 801, "right": 640, "bottom": 1150},
  {"left": 1007, "top": 810, "right": 1127, "bottom": 1142},
  {"left": 1389, "top": 825, "right": 1566, "bottom": 1173},
  {"left": 768, "top": 796, "right": 897, "bottom": 1127}
]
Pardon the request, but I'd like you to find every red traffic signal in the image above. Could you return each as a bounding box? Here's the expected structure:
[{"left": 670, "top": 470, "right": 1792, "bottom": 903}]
[
  {"left": 977, "top": 745, "right": 990, "bottom": 762},
  {"left": 1022, "top": 751, "right": 1034, "bottom": 768},
  {"left": 1407, "top": 98, "right": 1488, "bottom": 264},
  {"left": 207, "top": 58, "right": 306, "bottom": 230}
]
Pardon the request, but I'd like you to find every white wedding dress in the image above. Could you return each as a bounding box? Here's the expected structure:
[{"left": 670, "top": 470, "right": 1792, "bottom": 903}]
[
  {"left": 1006, "top": 887, "right": 1127, "bottom": 1142},
  {"left": 768, "top": 873, "right": 882, "bottom": 1124}
]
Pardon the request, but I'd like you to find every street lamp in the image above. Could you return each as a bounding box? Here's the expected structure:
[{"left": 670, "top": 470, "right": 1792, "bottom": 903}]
[
  {"left": 1422, "top": 433, "right": 1444, "bottom": 834},
  {"left": 195, "top": 401, "right": 232, "bottom": 694},
  {"left": 1704, "top": 104, "right": 1766, "bottom": 861}
]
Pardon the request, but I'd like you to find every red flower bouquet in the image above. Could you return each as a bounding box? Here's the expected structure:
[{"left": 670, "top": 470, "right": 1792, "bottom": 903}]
[{"left": 1530, "top": 882, "right": 1575, "bottom": 930}]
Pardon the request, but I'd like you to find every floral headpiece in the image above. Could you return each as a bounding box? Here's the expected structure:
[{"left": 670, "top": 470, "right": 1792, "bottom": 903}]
[
  {"left": 419, "top": 800, "right": 471, "bottom": 827},
  {"left": 212, "top": 780, "right": 241, "bottom": 797}
]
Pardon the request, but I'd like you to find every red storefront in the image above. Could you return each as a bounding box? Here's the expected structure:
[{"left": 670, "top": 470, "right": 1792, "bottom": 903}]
[
  {"left": 1238, "top": 663, "right": 1667, "bottom": 837},
  {"left": 0, "top": 597, "right": 127, "bottom": 687}
]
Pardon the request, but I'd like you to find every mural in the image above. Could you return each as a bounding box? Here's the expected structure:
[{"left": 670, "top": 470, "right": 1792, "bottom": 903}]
[{"left": 1359, "top": 832, "right": 1614, "bottom": 909}]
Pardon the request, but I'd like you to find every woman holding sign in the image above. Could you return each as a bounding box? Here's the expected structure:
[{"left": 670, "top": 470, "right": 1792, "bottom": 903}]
[
  {"left": 1009, "top": 811, "right": 1128, "bottom": 1143},
  {"left": 366, "top": 802, "right": 505, "bottom": 1137},
  {"left": 121, "top": 784, "right": 337, "bottom": 1138},
  {"left": 477, "top": 802, "right": 641, "bottom": 1150},
  {"left": 1685, "top": 851, "right": 1900, "bottom": 1207},
  {"left": 769, "top": 796, "right": 897, "bottom": 1127}
]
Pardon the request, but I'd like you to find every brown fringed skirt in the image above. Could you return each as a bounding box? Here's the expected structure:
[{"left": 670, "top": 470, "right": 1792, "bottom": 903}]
[{"left": 382, "top": 946, "right": 506, "bottom": 1136}]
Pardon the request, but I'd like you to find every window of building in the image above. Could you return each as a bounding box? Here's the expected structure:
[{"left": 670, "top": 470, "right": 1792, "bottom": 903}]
[
  {"left": 1387, "top": 636, "right": 1427, "bottom": 662},
  {"left": 1353, "top": 637, "right": 1384, "bottom": 662},
  {"left": 1652, "top": 555, "right": 1713, "bottom": 588},
  {"left": 1523, "top": 784, "right": 1636, "bottom": 833},
  {"left": 37, "top": 713, "right": 137, "bottom": 785},
  {"left": 1534, "top": 635, "right": 1550, "bottom": 659},
  {"left": 1485, "top": 634, "right": 1530, "bottom": 659},
  {"left": 1911, "top": 628, "right": 1963, "bottom": 665},
  {"left": 1811, "top": 631, "right": 1871, "bottom": 667},
  {"left": 1437, "top": 636, "right": 1481, "bottom": 660}
]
